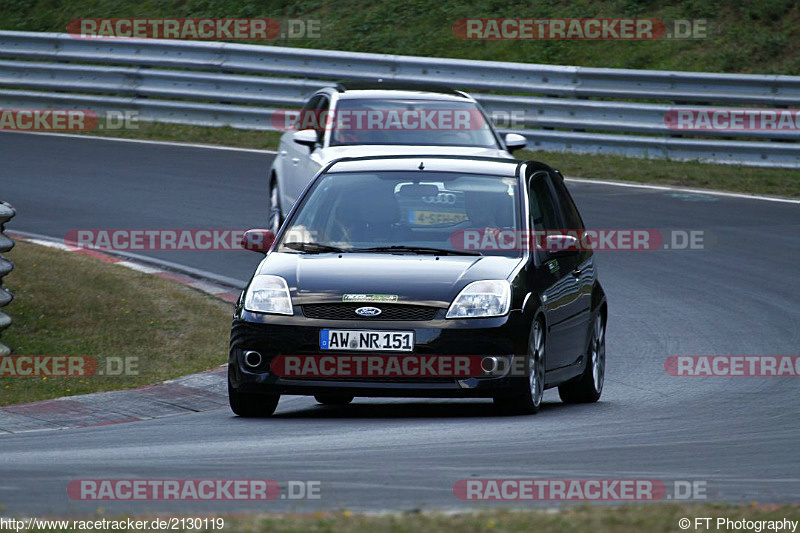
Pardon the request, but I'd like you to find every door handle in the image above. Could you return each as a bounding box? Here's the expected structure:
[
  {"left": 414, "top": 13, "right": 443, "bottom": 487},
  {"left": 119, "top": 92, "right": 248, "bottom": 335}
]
[
  {"left": 291, "top": 157, "right": 300, "bottom": 164},
  {"left": 571, "top": 267, "right": 584, "bottom": 278}
]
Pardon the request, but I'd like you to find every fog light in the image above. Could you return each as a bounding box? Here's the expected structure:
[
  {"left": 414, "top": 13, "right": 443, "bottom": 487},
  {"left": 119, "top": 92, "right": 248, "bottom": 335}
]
[
  {"left": 243, "top": 350, "right": 263, "bottom": 369},
  {"left": 481, "top": 356, "right": 500, "bottom": 373}
]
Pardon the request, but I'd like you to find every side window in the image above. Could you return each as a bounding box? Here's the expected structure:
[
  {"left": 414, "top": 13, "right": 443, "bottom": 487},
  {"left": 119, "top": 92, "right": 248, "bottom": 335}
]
[
  {"left": 315, "top": 96, "right": 330, "bottom": 145},
  {"left": 296, "top": 95, "right": 322, "bottom": 133},
  {"left": 551, "top": 176, "right": 584, "bottom": 231},
  {"left": 528, "top": 171, "right": 561, "bottom": 231},
  {"left": 302, "top": 95, "right": 321, "bottom": 112}
]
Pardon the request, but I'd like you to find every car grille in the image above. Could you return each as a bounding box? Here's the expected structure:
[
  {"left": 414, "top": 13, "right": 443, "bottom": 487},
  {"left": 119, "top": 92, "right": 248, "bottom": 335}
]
[{"left": 302, "top": 303, "right": 438, "bottom": 321}]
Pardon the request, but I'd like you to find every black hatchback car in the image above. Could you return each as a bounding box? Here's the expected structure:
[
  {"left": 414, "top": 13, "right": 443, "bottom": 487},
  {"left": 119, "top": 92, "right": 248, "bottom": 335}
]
[{"left": 229, "top": 155, "right": 607, "bottom": 416}]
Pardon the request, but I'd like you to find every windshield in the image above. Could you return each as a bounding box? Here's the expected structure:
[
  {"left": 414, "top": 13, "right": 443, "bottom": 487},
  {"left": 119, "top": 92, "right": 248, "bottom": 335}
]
[
  {"left": 329, "top": 99, "right": 499, "bottom": 148},
  {"left": 278, "top": 171, "right": 521, "bottom": 257}
]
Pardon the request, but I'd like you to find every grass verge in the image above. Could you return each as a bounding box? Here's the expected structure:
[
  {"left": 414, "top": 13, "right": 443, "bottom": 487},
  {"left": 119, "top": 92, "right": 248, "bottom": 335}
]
[
  {"left": 2, "top": 1, "right": 799, "bottom": 74},
  {"left": 72, "top": 122, "right": 283, "bottom": 151},
  {"left": 15, "top": 503, "right": 800, "bottom": 532},
  {"left": 0, "top": 241, "right": 231, "bottom": 406},
  {"left": 74, "top": 122, "right": 800, "bottom": 198}
]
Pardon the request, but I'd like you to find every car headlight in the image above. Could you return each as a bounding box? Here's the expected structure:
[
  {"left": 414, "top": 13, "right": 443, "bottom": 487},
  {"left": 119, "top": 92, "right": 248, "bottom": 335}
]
[
  {"left": 446, "top": 280, "right": 511, "bottom": 318},
  {"left": 244, "top": 275, "right": 293, "bottom": 315}
]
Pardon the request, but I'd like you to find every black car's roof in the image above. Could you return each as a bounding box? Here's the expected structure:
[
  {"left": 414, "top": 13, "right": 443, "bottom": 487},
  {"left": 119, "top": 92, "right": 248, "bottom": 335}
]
[{"left": 325, "top": 155, "right": 526, "bottom": 177}]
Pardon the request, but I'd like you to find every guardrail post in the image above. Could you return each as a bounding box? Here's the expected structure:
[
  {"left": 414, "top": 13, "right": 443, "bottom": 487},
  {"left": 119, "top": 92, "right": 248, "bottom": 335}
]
[{"left": 0, "top": 201, "right": 15, "bottom": 356}]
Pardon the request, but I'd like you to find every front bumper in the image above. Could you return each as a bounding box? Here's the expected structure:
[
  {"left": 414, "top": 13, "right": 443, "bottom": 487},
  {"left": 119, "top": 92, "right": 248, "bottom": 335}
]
[{"left": 228, "top": 309, "right": 529, "bottom": 398}]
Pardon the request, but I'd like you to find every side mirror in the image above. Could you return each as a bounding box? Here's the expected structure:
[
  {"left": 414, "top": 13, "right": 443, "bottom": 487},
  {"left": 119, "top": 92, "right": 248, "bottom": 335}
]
[
  {"left": 544, "top": 234, "right": 579, "bottom": 257},
  {"left": 504, "top": 133, "right": 527, "bottom": 153},
  {"left": 293, "top": 129, "right": 319, "bottom": 149},
  {"left": 241, "top": 229, "right": 276, "bottom": 253}
]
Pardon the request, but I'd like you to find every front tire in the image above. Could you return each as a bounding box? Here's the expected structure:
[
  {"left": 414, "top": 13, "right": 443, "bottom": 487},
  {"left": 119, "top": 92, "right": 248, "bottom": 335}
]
[
  {"left": 494, "top": 320, "right": 545, "bottom": 415},
  {"left": 558, "top": 311, "right": 605, "bottom": 404},
  {"left": 228, "top": 380, "right": 280, "bottom": 417},
  {"left": 268, "top": 177, "right": 283, "bottom": 234}
]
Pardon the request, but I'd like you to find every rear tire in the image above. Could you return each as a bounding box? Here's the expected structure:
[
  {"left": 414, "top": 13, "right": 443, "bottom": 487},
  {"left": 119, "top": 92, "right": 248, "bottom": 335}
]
[
  {"left": 558, "top": 312, "right": 605, "bottom": 404},
  {"left": 314, "top": 394, "right": 354, "bottom": 406},
  {"left": 494, "top": 320, "right": 545, "bottom": 415},
  {"left": 228, "top": 380, "right": 280, "bottom": 417},
  {"left": 268, "top": 177, "right": 283, "bottom": 235}
]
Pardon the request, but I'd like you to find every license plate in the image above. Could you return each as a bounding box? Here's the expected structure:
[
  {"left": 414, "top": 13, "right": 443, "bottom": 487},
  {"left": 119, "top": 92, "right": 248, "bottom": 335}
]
[{"left": 320, "top": 329, "right": 414, "bottom": 352}]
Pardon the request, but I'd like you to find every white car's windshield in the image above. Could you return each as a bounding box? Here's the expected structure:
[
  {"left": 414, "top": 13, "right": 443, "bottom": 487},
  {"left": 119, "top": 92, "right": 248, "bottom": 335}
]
[
  {"left": 329, "top": 99, "right": 499, "bottom": 148},
  {"left": 279, "top": 171, "right": 521, "bottom": 257}
]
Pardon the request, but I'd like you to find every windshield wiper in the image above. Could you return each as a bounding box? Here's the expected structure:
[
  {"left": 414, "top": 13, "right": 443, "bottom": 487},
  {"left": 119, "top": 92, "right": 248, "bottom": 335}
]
[
  {"left": 353, "top": 245, "right": 482, "bottom": 256},
  {"left": 282, "top": 242, "right": 347, "bottom": 254}
]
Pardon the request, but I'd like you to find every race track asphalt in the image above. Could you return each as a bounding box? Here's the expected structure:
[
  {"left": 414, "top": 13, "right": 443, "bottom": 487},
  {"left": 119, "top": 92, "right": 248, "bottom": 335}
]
[{"left": 1, "top": 131, "right": 798, "bottom": 515}]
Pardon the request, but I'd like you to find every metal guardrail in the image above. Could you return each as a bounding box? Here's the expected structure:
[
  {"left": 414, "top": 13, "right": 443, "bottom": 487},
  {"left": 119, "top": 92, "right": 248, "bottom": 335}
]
[
  {"left": 0, "top": 31, "right": 798, "bottom": 167},
  {"left": 500, "top": 129, "right": 800, "bottom": 168},
  {"left": 2, "top": 32, "right": 799, "bottom": 104},
  {"left": 1, "top": 59, "right": 795, "bottom": 140},
  {"left": 0, "top": 60, "right": 316, "bottom": 107},
  {"left": 0, "top": 202, "right": 15, "bottom": 356}
]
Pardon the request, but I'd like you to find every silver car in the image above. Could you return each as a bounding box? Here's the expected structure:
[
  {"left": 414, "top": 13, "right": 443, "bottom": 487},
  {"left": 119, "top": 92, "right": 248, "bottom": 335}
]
[{"left": 267, "top": 82, "right": 527, "bottom": 232}]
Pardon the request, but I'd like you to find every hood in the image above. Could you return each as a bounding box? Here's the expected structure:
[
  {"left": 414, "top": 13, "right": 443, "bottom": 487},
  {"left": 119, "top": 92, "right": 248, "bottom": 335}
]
[
  {"left": 256, "top": 252, "right": 523, "bottom": 307},
  {"left": 320, "top": 144, "right": 514, "bottom": 162}
]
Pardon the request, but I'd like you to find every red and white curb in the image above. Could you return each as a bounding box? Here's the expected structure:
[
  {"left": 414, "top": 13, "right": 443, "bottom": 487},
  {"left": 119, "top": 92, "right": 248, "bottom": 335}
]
[
  {"left": 0, "top": 233, "right": 243, "bottom": 434},
  {"left": 0, "top": 366, "right": 228, "bottom": 434}
]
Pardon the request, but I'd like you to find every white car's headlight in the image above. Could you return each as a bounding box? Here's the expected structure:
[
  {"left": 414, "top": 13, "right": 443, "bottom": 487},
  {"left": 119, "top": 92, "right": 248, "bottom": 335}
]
[
  {"left": 244, "top": 275, "right": 293, "bottom": 315},
  {"left": 446, "top": 280, "right": 511, "bottom": 318}
]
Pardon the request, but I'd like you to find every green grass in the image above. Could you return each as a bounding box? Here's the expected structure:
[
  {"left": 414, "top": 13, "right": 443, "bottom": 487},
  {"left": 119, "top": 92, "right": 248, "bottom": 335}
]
[
  {"left": 13, "top": 503, "right": 800, "bottom": 532},
  {"left": 2, "top": 0, "right": 799, "bottom": 74},
  {"left": 73, "top": 122, "right": 283, "bottom": 151},
  {"left": 0, "top": 241, "right": 231, "bottom": 405}
]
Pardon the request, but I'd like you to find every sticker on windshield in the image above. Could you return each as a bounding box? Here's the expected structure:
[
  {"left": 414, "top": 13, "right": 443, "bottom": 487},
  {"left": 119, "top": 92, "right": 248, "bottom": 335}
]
[
  {"left": 343, "top": 294, "right": 399, "bottom": 303},
  {"left": 409, "top": 210, "right": 468, "bottom": 226}
]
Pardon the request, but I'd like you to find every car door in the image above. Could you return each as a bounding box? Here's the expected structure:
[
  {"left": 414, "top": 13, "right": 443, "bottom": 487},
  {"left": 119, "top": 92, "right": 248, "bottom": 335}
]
[
  {"left": 528, "top": 169, "right": 584, "bottom": 370},
  {"left": 549, "top": 171, "right": 594, "bottom": 366},
  {"left": 283, "top": 94, "right": 326, "bottom": 206},
  {"left": 292, "top": 95, "right": 330, "bottom": 203}
]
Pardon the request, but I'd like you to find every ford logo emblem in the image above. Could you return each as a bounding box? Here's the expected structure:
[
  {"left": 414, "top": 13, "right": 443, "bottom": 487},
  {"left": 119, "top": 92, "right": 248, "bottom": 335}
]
[{"left": 355, "top": 306, "right": 382, "bottom": 317}]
